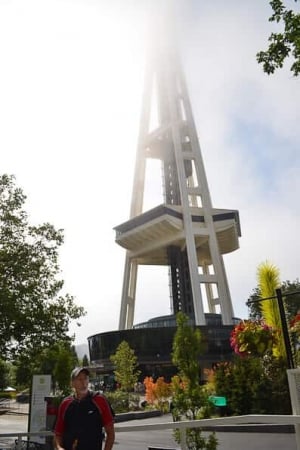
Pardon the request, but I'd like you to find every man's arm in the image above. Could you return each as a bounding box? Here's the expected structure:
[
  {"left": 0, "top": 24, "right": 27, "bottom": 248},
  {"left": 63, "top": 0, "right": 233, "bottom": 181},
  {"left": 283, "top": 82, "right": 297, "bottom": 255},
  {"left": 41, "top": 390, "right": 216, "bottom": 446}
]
[
  {"left": 53, "top": 433, "right": 65, "bottom": 450},
  {"left": 103, "top": 422, "right": 115, "bottom": 450}
]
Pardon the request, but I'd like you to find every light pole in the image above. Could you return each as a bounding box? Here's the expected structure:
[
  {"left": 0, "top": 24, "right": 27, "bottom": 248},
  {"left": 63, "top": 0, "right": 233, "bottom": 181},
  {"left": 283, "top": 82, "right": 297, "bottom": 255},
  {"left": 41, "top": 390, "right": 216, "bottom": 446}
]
[{"left": 275, "top": 288, "right": 295, "bottom": 370}]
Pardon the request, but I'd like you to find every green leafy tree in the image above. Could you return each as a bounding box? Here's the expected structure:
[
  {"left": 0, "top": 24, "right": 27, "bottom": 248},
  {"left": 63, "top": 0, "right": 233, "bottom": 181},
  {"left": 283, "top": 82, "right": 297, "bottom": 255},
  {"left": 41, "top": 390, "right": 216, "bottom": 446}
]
[
  {"left": 257, "top": 0, "right": 300, "bottom": 76},
  {"left": 14, "top": 341, "right": 79, "bottom": 389},
  {"left": 0, "top": 359, "right": 10, "bottom": 390},
  {"left": 281, "top": 279, "right": 300, "bottom": 320},
  {"left": 82, "top": 354, "right": 89, "bottom": 367},
  {"left": 172, "top": 312, "right": 205, "bottom": 391},
  {"left": 0, "top": 174, "right": 85, "bottom": 360},
  {"left": 53, "top": 346, "right": 75, "bottom": 395},
  {"left": 110, "top": 341, "right": 140, "bottom": 392},
  {"left": 247, "top": 286, "right": 262, "bottom": 319},
  {"left": 171, "top": 312, "right": 217, "bottom": 450},
  {"left": 247, "top": 279, "right": 300, "bottom": 319}
]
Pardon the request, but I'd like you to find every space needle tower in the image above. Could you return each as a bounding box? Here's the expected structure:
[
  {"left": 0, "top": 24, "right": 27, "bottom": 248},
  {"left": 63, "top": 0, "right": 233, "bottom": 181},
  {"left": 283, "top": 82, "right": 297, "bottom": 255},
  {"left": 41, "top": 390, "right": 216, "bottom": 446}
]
[{"left": 114, "top": 10, "right": 241, "bottom": 331}]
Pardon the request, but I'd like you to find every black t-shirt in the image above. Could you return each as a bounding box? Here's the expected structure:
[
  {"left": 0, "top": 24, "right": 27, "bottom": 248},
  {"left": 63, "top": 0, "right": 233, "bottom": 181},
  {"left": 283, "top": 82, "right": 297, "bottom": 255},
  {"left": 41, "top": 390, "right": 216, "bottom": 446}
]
[{"left": 62, "top": 392, "right": 103, "bottom": 450}]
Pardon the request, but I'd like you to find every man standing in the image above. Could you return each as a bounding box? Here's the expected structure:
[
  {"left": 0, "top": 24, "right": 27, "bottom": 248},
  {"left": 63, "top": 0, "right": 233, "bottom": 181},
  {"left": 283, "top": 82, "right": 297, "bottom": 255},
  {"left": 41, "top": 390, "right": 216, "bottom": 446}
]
[{"left": 54, "top": 367, "right": 115, "bottom": 450}]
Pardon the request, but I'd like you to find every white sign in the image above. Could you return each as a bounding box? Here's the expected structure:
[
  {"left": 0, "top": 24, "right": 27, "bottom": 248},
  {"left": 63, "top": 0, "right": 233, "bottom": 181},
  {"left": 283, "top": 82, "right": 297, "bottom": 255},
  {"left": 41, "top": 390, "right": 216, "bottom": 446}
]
[{"left": 29, "top": 374, "right": 51, "bottom": 444}]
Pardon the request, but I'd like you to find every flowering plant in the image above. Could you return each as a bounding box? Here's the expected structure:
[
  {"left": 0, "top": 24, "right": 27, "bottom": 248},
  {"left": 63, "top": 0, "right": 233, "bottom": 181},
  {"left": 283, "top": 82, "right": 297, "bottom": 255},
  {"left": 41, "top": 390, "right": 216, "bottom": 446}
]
[
  {"left": 230, "top": 319, "right": 277, "bottom": 357},
  {"left": 290, "top": 314, "right": 300, "bottom": 334}
]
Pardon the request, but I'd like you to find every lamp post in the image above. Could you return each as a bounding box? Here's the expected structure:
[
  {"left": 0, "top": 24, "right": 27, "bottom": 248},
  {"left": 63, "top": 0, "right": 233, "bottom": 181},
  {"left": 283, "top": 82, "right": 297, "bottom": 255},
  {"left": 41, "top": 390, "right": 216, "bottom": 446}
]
[{"left": 275, "top": 288, "right": 295, "bottom": 370}]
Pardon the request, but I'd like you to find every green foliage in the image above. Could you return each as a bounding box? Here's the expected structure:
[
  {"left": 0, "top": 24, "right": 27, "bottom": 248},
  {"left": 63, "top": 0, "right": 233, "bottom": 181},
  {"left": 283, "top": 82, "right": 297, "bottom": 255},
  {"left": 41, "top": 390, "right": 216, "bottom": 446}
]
[
  {"left": 105, "top": 390, "right": 128, "bottom": 413},
  {"left": 171, "top": 313, "right": 217, "bottom": 450},
  {"left": 213, "top": 356, "right": 291, "bottom": 415},
  {"left": 14, "top": 340, "right": 79, "bottom": 391},
  {"left": 82, "top": 354, "right": 89, "bottom": 367},
  {"left": 0, "top": 174, "right": 85, "bottom": 360},
  {"left": 171, "top": 375, "right": 214, "bottom": 422},
  {"left": 0, "top": 359, "right": 10, "bottom": 390},
  {"left": 230, "top": 320, "right": 277, "bottom": 357},
  {"left": 290, "top": 313, "right": 300, "bottom": 365},
  {"left": 172, "top": 312, "right": 205, "bottom": 389},
  {"left": 247, "top": 286, "right": 261, "bottom": 319},
  {"left": 262, "top": 355, "right": 291, "bottom": 413},
  {"left": 282, "top": 279, "right": 300, "bottom": 320},
  {"left": 110, "top": 341, "right": 140, "bottom": 392},
  {"left": 247, "top": 278, "right": 300, "bottom": 319},
  {"left": 0, "top": 392, "right": 12, "bottom": 399},
  {"left": 53, "top": 346, "right": 75, "bottom": 395},
  {"left": 184, "top": 430, "right": 218, "bottom": 450},
  {"left": 105, "top": 390, "right": 140, "bottom": 413},
  {"left": 213, "top": 358, "right": 268, "bottom": 415},
  {"left": 257, "top": 0, "right": 300, "bottom": 76}
]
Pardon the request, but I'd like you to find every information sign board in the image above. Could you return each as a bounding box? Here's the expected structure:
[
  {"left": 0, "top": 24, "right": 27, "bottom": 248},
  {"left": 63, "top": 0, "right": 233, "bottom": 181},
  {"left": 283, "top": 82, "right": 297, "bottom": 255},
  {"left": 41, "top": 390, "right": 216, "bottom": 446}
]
[{"left": 28, "top": 374, "right": 52, "bottom": 444}]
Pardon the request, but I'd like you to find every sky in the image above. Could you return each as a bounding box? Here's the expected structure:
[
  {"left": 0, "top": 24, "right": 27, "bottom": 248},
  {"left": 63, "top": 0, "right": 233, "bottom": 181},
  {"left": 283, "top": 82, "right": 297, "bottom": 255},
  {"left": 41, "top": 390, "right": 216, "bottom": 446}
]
[{"left": 0, "top": 0, "right": 299, "bottom": 346}]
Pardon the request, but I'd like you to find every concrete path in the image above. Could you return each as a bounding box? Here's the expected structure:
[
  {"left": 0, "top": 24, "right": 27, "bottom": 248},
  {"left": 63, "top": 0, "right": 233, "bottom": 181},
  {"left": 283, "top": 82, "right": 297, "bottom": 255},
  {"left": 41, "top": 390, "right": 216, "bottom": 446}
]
[{"left": 0, "top": 409, "right": 297, "bottom": 450}]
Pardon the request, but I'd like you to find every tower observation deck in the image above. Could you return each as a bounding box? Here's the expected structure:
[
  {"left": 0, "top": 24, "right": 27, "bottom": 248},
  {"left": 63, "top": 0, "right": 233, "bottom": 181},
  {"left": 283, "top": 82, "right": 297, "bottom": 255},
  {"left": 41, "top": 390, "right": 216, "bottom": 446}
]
[{"left": 114, "top": 19, "right": 241, "bottom": 330}]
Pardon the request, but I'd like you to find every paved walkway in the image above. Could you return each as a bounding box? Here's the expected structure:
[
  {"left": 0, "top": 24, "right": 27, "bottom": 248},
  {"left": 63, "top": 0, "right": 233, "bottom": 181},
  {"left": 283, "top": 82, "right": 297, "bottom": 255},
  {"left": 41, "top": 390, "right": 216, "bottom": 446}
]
[{"left": 0, "top": 406, "right": 298, "bottom": 450}]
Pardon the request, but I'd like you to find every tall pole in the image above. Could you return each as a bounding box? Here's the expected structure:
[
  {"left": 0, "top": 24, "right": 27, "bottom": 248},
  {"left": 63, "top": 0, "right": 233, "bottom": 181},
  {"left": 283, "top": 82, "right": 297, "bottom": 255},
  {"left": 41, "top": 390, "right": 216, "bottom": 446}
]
[{"left": 276, "top": 288, "right": 295, "bottom": 369}]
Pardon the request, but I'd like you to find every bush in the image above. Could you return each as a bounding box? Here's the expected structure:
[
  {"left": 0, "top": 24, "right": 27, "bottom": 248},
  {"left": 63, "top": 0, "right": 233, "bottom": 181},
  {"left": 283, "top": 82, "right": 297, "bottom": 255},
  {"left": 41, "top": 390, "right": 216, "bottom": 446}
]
[
  {"left": 105, "top": 390, "right": 141, "bottom": 413},
  {"left": 0, "top": 392, "right": 12, "bottom": 400}
]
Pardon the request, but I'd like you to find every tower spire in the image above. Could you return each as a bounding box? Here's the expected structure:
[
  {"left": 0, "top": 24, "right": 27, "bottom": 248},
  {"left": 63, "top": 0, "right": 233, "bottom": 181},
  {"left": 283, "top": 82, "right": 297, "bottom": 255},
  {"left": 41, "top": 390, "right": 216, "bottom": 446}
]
[{"left": 115, "top": 14, "right": 241, "bottom": 330}]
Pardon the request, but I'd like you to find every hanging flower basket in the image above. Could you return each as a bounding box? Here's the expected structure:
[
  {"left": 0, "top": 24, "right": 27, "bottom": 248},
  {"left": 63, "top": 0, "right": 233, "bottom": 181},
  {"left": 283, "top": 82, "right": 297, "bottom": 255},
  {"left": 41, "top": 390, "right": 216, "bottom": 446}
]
[
  {"left": 230, "top": 320, "right": 277, "bottom": 357},
  {"left": 290, "top": 314, "right": 300, "bottom": 334}
]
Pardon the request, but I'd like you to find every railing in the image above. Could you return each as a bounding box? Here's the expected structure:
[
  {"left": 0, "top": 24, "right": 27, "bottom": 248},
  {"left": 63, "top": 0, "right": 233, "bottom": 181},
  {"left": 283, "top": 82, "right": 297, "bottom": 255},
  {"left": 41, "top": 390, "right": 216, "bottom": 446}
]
[{"left": 1, "top": 415, "right": 300, "bottom": 450}]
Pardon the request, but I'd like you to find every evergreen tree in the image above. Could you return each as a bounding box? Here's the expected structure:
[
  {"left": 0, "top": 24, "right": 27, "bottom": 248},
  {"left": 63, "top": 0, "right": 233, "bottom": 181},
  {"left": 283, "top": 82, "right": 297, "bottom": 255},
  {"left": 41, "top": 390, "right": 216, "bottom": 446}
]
[
  {"left": 110, "top": 341, "right": 140, "bottom": 392},
  {"left": 171, "top": 312, "right": 217, "bottom": 450},
  {"left": 82, "top": 354, "right": 89, "bottom": 367}
]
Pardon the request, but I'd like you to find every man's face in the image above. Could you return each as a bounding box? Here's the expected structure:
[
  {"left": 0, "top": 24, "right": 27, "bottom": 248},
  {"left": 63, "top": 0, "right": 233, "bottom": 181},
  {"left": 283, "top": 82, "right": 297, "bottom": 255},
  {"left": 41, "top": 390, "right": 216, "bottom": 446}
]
[{"left": 72, "top": 372, "right": 89, "bottom": 395}]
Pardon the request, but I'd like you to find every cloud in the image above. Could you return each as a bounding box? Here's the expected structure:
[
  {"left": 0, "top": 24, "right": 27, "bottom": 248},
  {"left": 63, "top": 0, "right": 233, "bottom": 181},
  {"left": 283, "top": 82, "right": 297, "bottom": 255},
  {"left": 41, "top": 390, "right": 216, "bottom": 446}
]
[{"left": 0, "top": 0, "right": 299, "bottom": 344}]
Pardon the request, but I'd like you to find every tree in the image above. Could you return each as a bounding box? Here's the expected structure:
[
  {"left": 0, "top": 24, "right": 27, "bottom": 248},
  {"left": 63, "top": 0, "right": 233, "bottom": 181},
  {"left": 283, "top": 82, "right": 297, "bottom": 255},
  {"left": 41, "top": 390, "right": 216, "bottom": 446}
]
[
  {"left": 110, "top": 341, "right": 140, "bottom": 392},
  {"left": 0, "top": 359, "right": 10, "bottom": 390},
  {"left": 257, "top": 0, "right": 300, "bottom": 76},
  {"left": 172, "top": 312, "right": 205, "bottom": 390},
  {"left": 14, "top": 340, "right": 79, "bottom": 389},
  {"left": 53, "top": 345, "right": 76, "bottom": 395},
  {"left": 0, "top": 174, "right": 85, "bottom": 360},
  {"left": 171, "top": 312, "right": 217, "bottom": 450},
  {"left": 281, "top": 279, "right": 300, "bottom": 320},
  {"left": 143, "top": 376, "right": 172, "bottom": 412},
  {"left": 82, "top": 354, "right": 89, "bottom": 367},
  {"left": 247, "top": 278, "right": 300, "bottom": 320}
]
